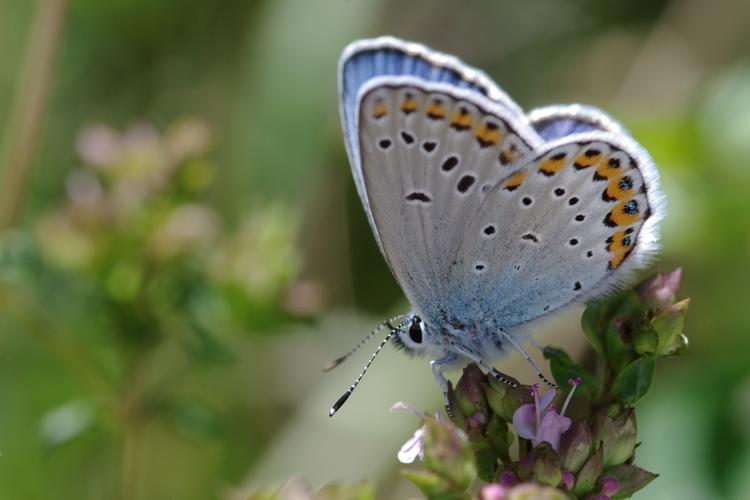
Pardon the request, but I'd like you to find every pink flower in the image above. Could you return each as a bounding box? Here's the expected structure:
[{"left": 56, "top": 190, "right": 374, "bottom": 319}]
[
  {"left": 479, "top": 483, "right": 506, "bottom": 500},
  {"left": 639, "top": 268, "right": 682, "bottom": 306},
  {"left": 512, "top": 379, "right": 580, "bottom": 452}
]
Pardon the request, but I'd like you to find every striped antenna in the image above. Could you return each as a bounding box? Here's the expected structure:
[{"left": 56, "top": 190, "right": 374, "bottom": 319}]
[
  {"left": 322, "top": 314, "right": 407, "bottom": 372},
  {"left": 328, "top": 317, "right": 409, "bottom": 417}
]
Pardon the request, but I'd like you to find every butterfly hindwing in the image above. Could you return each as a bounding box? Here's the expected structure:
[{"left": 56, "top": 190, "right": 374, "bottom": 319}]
[{"left": 456, "top": 136, "right": 663, "bottom": 327}]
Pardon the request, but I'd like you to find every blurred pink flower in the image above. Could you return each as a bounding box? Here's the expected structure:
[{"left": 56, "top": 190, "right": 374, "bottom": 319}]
[
  {"left": 76, "top": 124, "right": 121, "bottom": 169},
  {"left": 639, "top": 268, "right": 682, "bottom": 306}
]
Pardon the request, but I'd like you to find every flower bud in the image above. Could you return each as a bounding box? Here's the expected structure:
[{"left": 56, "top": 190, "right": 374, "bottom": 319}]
[
  {"left": 603, "top": 464, "right": 658, "bottom": 497},
  {"left": 608, "top": 409, "right": 637, "bottom": 466},
  {"left": 486, "top": 414, "right": 513, "bottom": 463},
  {"left": 505, "top": 483, "right": 568, "bottom": 500},
  {"left": 498, "top": 471, "right": 518, "bottom": 488},
  {"left": 455, "top": 364, "right": 490, "bottom": 421},
  {"left": 597, "top": 476, "right": 620, "bottom": 497},
  {"left": 518, "top": 442, "right": 562, "bottom": 487},
  {"left": 591, "top": 412, "right": 618, "bottom": 466},
  {"left": 573, "top": 447, "right": 604, "bottom": 497},
  {"left": 484, "top": 374, "right": 530, "bottom": 422},
  {"left": 652, "top": 299, "right": 690, "bottom": 356},
  {"left": 561, "top": 470, "right": 575, "bottom": 490},
  {"left": 559, "top": 419, "right": 592, "bottom": 473},
  {"left": 421, "top": 417, "right": 477, "bottom": 490},
  {"left": 400, "top": 469, "right": 452, "bottom": 498},
  {"left": 639, "top": 268, "right": 682, "bottom": 307}
]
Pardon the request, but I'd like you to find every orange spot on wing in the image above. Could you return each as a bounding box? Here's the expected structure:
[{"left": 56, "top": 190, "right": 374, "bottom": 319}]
[
  {"left": 538, "top": 153, "right": 567, "bottom": 176},
  {"left": 426, "top": 100, "right": 446, "bottom": 119},
  {"left": 450, "top": 107, "right": 473, "bottom": 131},
  {"left": 502, "top": 170, "right": 528, "bottom": 191},
  {"left": 499, "top": 146, "right": 516, "bottom": 166},
  {"left": 574, "top": 150, "right": 602, "bottom": 169},
  {"left": 400, "top": 96, "right": 418, "bottom": 114},
  {"left": 607, "top": 231, "right": 635, "bottom": 269},
  {"left": 372, "top": 102, "right": 387, "bottom": 119},
  {"left": 604, "top": 174, "right": 634, "bottom": 202},
  {"left": 594, "top": 156, "right": 623, "bottom": 180},
  {"left": 475, "top": 121, "right": 502, "bottom": 147},
  {"left": 604, "top": 200, "right": 641, "bottom": 227}
]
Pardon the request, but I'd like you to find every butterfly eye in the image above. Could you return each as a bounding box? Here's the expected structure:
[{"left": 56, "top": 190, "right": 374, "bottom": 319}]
[{"left": 408, "top": 318, "right": 423, "bottom": 344}]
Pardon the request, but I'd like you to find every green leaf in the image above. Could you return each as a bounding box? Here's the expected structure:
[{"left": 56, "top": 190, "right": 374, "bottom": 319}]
[
  {"left": 581, "top": 300, "right": 611, "bottom": 355},
  {"left": 612, "top": 357, "right": 655, "bottom": 405},
  {"left": 543, "top": 346, "right": 597, "bottom": 400}
]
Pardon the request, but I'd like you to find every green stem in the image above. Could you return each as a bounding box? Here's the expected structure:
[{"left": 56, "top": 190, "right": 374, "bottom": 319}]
[{"left": 0, "top": 0, "right": 68, "bottom": 229}]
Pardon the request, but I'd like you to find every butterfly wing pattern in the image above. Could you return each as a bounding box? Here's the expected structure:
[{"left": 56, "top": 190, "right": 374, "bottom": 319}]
[{"left": 336, "top": 37, "right": 664, "bottom": 406}]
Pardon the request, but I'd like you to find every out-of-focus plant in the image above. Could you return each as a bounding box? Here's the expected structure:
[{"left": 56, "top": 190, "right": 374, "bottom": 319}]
[
  {"left": 0, "top": 117, "right": 307, "bottom": 497},
  {"left": 242, "top": 478, "right": 374, "bottom": 500},
  {"left": 392, "top": 270, "right": 689, "bottom": 499}
]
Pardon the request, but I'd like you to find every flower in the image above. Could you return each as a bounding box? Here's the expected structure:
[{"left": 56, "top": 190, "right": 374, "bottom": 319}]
[
  {"left": 397, "top": 426, "right": 425, "bottom": 463},
  {"left": 512, "top": 379, "right": 580, "bottom": 452},
  {"left": 638, "top": 268, "right": 682, "bottom": 307},
  {"left": 391, "top": 402, "right": 427, "bottom": 464}
]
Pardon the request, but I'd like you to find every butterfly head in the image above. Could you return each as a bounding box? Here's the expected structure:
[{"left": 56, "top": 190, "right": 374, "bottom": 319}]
[{"left": 391, "top": 314, "right": 433, "bottom": 355}]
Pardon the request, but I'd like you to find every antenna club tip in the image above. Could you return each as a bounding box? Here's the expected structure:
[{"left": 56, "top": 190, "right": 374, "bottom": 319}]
[
  {"left": 322, "top": 357, "right": 345, "bottom": 372},
  {"left": 328, "top": 407, "right": 337, "bottom": 417}
]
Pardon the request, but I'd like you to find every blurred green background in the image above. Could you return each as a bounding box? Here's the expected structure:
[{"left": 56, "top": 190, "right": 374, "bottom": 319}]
[{"left": 1, "top": 0, "right": 749, "bottom": 498}]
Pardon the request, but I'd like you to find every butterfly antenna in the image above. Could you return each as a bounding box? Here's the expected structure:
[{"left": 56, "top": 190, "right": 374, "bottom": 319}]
[
  {"left": 328, "top": 318, "right": 408, "bottom": 417},
  {"left": 322, "top": 314, "right": 407, "bottom": 372},
  {"left": 498, "top": 329, "right": 557, "bottom": 388}
]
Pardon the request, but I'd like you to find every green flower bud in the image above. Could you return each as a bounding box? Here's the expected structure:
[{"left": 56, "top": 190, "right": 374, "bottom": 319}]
[
  {"left": 486, "top": 414, "right": 513, "bottom": 463},
  {"left": 421, "top": 417, "right": 477, "bottom": 490},
  {"left": 608, "top": 409, "right": 637, "bottom": 466},
  {"left": 573, "top": 447, "right": 604, "bottom": 497},
  {"left": 455, "top": 364, "right": 490, "bottom": 420},
  {"left": 559, "top": 419, "right": 592, "bottom": 473},
  {"left": 506, "top": 483, "right": 569, "bottom": 500},
  {"left": 591, "top": 412, "right": 618, "bottom": 466},
  {"left": 518, "top": 442, "right": 562, "bottom": 487},
  {"left": 484, "top": 373, "right": 530, "bottom": 422},
  {"left": 652, "top": 299, "right": 690, "bottom": 356},
  {"left": 400, "top": 469, "right": 454, "bottom": 499}
]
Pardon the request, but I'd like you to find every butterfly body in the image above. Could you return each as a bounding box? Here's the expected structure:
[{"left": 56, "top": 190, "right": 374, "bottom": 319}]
[{"left": 334, "top": 37, "right": 664, "bottom": 411}]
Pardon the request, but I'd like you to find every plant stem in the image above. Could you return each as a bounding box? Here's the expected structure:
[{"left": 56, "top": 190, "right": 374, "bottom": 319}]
[
  {"left": 121, "top": 420, "right": 142, "bottom": 500},
  {"left": 0, "top": 0, "right": 68, "bottom": 229}
]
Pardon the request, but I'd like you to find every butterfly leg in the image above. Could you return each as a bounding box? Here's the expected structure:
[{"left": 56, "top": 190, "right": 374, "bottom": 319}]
[
  {"left": 431, "top": 354, "right": 458, "bottom": 417},
  {"left": 449, "top": 342, "right": 519, "bottom": 389},
  {"left": 497, "top": 330, "right": 557, "bottom": 388}
]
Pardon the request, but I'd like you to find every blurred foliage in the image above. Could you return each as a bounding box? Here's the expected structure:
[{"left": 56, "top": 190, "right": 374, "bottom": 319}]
[{"left": 1, "top": 0, "right": 750, "bottom": 499}]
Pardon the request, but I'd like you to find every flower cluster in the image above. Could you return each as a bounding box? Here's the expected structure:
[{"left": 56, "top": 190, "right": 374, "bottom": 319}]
[{"left": 397, "top": 270, "right": 689, "bottom": 499}]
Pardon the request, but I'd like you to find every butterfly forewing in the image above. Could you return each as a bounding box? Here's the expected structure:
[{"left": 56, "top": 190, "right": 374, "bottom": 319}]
[{"left": 357, "top": 81, "right": 537, "bottom": 323}]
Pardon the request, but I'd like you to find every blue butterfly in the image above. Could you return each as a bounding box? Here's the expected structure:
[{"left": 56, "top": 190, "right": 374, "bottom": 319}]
[{"left": 328, "top": 37, "right": 665, "bottom": 416}]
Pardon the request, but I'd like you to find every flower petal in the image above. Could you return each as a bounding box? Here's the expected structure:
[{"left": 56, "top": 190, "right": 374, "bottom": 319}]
[
  {"left": 397, "top": 428, "right": 425, "bottom": 463},
  {"left": 537, "top": 408, "right": 572, "bottom": 452},
  {"left": 512, "top": 403, "right": 538, "bottom": 440},
  {"left": 538, "top": 389, "right": 557, "bottom": 414}
]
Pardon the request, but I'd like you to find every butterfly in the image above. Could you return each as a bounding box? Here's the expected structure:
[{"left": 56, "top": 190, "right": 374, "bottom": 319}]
[{"left": 327, "top": 37, "right": 664, "bottom": 416}]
